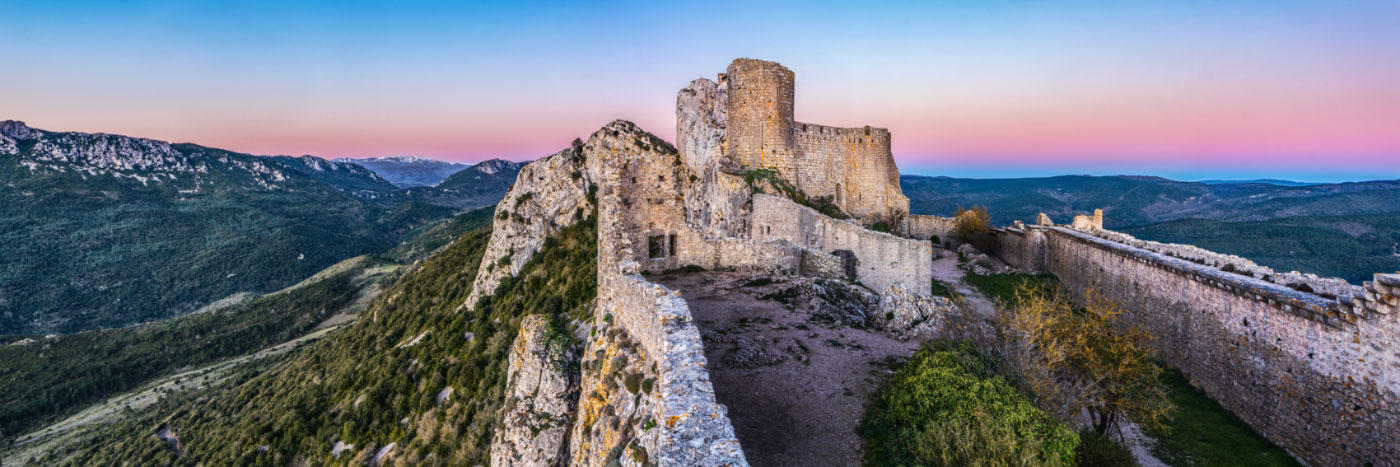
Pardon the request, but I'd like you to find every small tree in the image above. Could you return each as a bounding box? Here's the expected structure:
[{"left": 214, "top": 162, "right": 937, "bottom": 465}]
[
  {"left": 997, "top": 283, "right": 1173, "bottom": 436},
  {"left": 953, "top": 206, "right": 994, "bottom": 251}
]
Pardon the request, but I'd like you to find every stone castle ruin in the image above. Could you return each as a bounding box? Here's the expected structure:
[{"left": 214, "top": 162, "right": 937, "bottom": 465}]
[{"left": 479, "top": 58, "right": 1396, "bottom": 466}]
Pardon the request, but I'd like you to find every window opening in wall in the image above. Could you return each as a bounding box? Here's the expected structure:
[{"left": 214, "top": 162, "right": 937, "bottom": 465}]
[
  {"left": 648, "top": 235, "right": 666, "bottom": 259},
  {"left": 669, "top": 234, "right": 677, "bottom": 256}
]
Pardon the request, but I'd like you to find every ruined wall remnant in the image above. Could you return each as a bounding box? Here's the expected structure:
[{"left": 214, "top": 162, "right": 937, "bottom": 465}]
[
  {"left": 585, "top": 120, "right": 750, "bottom": 466},
  {"left": 750, "top": 194, "right": 933, "bottom": 295},
  {"left": 904, "top": 214, "right": 958, "bottom": 241},
  {"left": 995, "top": 222, "right": 1400, "bottom": 466}
]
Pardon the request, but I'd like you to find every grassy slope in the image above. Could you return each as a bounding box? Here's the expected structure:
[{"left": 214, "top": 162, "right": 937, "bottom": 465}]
[
  {"left": 1148, "top": 370, "right": 1300, "bottom": 467},
  {"left": 42, "top": 215, "right": 596, "bottom": 465}
]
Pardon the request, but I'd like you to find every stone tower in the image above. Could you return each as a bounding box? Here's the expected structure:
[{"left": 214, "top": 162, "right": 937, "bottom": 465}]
[
  {"left": 680, "top": 58, "right": 910, "bottom": 224},
  {"left": 726, "top": 59, "right": 797, "bottom": 180}
]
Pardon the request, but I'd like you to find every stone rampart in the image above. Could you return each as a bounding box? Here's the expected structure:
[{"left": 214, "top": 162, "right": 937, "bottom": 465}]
[
  {"left": 1013, "top": 225, "right": 1399, "bottom": 465},
  {"left": 589, "top": 122, "right": 749, "bottom": 466},
  {"left": 1086, "top": 228, "right": 1359, "bottom": 299},
  {"left": 993, "top": 227, "right": 1045, "bottom": 271},
  {"left": 750, "top": 194, "right": 932, "bottom": 295},
  {"left": 904, "top": 214, "right": 957, "bottom": 241}
]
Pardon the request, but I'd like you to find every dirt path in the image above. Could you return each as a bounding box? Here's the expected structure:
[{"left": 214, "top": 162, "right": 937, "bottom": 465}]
[
  {"left": 931, "top": 250, "right": 996, "bottom": 316},
  {"left": 655, "top": 272, "right": 917, "bottom": 467}
]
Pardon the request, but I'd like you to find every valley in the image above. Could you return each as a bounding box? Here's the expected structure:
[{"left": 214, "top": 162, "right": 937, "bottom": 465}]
[{"left": 0, "top": 121, "right": 521, "bottom": 334}]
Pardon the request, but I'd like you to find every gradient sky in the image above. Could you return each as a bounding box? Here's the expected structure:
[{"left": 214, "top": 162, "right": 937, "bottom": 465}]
[{"left": 3, "top": 1, "right": 1398, "bottom": 181}]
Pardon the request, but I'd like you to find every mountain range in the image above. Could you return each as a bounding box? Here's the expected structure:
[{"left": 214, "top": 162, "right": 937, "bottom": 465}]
[
  {"left": 333, "top": 156, "right": 472, "bottom": 188},
  {"left": 0, "top": 121, "right": 521, "bottom": 334}
]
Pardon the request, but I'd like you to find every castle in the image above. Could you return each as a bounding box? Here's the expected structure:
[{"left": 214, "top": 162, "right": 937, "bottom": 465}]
[{"left": 477, "top": 59, "right": 1397, "bottom": 466}]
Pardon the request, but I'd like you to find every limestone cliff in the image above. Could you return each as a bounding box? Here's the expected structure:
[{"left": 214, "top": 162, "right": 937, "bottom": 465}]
[
  {"left": 677, "top": 77, "right": 754, "bottom": 239},
  {"left": 490, "top": 315, "right": 580, "bottom": 467},
  {"left": 463, "top": 145, "right": 593, "bottom": 310}
]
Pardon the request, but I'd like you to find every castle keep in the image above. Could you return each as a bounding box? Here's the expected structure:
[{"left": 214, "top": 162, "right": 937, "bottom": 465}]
[{"left": 687, "top": 59, "right": 910, "bottom": 224}]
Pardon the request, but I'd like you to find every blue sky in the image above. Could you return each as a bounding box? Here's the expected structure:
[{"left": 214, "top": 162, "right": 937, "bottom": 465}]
[{"left": 2, "top": 0, "right": 1398, "bottom": 182}]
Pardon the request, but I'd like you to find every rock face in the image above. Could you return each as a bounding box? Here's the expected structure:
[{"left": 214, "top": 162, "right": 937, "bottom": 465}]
[
  {"left": 463, "top": 146, "right": 592, "bottom": 310},
  {"left": 677, "top": 76, "right": 753, "bottom": 238},
  {"left": 1, "top": 120, "right": 40, "bottom": 140},
  {"left": 568, "top": 312, "right": 664, "bottom": 467},
  {"left": 872, "top": 285, "right": 959, "bottom": 338},
  {"left": 491, "top": 315, "right": 580, "bottom": 467}
]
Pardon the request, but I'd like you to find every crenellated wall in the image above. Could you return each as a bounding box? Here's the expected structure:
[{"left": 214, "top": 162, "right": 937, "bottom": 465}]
[
  {"left": 750, "top": 194, "right": 933, "bottom": 295},
  {"left": 997, "top": 224, "right": 1400, "bottom": 465}
]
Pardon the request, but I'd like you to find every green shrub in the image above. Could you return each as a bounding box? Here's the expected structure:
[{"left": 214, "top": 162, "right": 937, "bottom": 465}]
[
  {"left": 910, "top": 409, "right": 1053, "bottom": 467},
  {"left": 1074, "top": 430, "right": 1138, "bottom": 467},
  {"left": 860, "top": 341, "right": 1078, "bottom": 466}
]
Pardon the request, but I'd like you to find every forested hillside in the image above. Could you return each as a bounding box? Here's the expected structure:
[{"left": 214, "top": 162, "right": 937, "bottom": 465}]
[
  {"left": 1125, "top": 213, "right": 1400, "bottom": 283},
  {"left": 0, "top": 121, "right": 485, "bottom": 334},
  {"left": 28, "top": 214, "right": 596, "bottom": 465},
  {"left": 0, "top": 208, "right": 494, "bottom": 449}
]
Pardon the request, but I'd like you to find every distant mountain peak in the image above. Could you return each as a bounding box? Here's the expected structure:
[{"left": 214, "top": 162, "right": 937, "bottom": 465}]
[
  {"left": 1, "top": 120, "right": 40, "bottom": 140},
  {"left": 468, "top": 158, "right": 521, "bottom": 175}
]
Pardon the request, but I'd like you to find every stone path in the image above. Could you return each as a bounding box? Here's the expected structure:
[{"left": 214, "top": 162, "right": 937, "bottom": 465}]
[{"left": 655, "top": 272, "right": 917, "bottom": 467}]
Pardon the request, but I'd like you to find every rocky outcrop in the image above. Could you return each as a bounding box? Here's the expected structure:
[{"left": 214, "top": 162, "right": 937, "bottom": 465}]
[
  {"left": 1, "top": 120, "right": 40, "bottom": 140},
  {"left": 491, "top": 315, "right": 580, "bottom": 467},
  {"left": 676, "top": 78, "right": 727, "bottom": 174},
  {"left": 463, "top": 146, "right": 592, "bottom": 310},
  {"left": 871, "top": 285, "right": 959, "bottom": 338},
  {"left": 568, "top": 313, "right": 664, "bottom": 467}
]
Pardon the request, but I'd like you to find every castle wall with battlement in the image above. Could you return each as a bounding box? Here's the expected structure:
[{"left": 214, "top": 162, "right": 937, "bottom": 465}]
[{"left": 997, "top": 224, "right": 1400, "bottom": 465}]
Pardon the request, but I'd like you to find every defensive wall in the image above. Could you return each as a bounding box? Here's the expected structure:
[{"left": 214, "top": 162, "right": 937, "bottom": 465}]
[
  {"left": 587, "top": 123, "right": 749, "bottom": 466},
  {"left": 996, "top": 223, "right": 1400, "bottom": 466},
  {"left": 750, "top": 194, "right": 933, "bottom": 295},
  {"left": 903, "top": 214, "right": 958, "bottom": 242}
]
